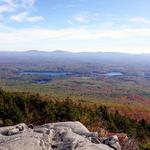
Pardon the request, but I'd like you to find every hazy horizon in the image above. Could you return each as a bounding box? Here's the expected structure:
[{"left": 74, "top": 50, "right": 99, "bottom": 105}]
[
  {"left": 0, "top": 0, "right": 150, "bottom": 53},
  {"left": 0, "top": 49, "right": 150, "bottom": 55}
]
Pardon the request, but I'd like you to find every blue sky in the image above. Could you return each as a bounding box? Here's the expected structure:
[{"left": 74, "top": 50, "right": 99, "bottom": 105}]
[{"left": 0, "top": 0, "right": 150, "bottom": 53}]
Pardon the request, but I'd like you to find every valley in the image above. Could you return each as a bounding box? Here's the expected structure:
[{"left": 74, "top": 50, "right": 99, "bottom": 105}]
[{"left": 0, "top": 51, "right": 150, "bottom": 121}]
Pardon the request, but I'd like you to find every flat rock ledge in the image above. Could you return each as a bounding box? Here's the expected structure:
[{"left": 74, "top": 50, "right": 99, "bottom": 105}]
[{"left": 0, "top": 121, "right": 121, "bottom": 150}]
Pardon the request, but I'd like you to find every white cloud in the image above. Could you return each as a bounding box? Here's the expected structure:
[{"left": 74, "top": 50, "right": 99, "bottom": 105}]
[
  {"left": 52, "top": 3, "right": 80, "bottom": 10},
  {"left": 0, "top": 0, "right": 40, "bottom": 23},
  {"left": 129, "top": 17, "right": 150, "bottom": 25},
  {"left": 74, "top": 14, "right": 86, "bottom": 23},
  {"left": 0, "top": 0, "right": 36, "bottom": 13},
  {"left": 0, "top": 0, "right": 17, "bottom": 13},
  {"left": 10, "top": 11, "right": 43, "bottom": 22},
  {"left": 69, "top": 12, "right": 100, "bottom": 24},
  {"left": 0, "top": 14, "right": 4, "bottom": 21},
  {"left": 1, "top": 26, "right": 150, "bottom": 43},
  {"left": 0, "top": 26, "right": 150, "bottom": 52},
  {"left": 21, "top": 0, "right": 36, "bottom": 8}
]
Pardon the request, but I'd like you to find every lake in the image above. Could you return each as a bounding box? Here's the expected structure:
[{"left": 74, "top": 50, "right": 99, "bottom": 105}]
[
  {"left": 20, "top": 71, "right": 123, "bottom": 77},
  {"left": 105, "top": 72, "right": 123, "bottom": 77},
  {"left": 20, "top": 71, "right": 71, "bottom": 76}
]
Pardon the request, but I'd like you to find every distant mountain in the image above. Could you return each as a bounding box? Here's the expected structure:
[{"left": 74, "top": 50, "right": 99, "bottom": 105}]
[
  {"left": 52, "top": 50, "right": 71, "bottom": 53},
  {"left": 0, "top": 50, "right": 150, "bottom": 66},
  {"left": 26, "top": 50, "right": 48, "bottom": 53},
  {"left": 25, "top": 50, "right": 70, "bottom": 53}
]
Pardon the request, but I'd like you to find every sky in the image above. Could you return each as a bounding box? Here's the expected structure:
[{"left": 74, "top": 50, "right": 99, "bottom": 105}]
[{"left": 0, "top": 0, "right": 150, "bottom": 53}]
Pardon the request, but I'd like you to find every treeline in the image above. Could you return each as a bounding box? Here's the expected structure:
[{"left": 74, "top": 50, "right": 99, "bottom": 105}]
[{"left": 0, "top": 89, "right": 150, "bottom": 149}]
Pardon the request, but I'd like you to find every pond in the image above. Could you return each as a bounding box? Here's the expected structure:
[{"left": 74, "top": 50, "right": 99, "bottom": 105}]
[
  {"left": 105, "top": 72, "right": 123, "bottom": 77},
  {"left": 20, "top": 71, "right": 72, "bottom": 76},
  {"left": 20, "top": 71, "right": 123, "bottom": 77}
]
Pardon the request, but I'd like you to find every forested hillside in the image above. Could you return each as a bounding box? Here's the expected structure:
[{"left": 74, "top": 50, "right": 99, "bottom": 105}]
[{"left": 0, "top": 89, "right": 150, "bottom": 149}]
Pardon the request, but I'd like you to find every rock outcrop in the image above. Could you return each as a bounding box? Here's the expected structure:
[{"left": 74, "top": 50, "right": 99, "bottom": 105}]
[{"left": 0, "top": 121, "right": 121, "bottom": 150}]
